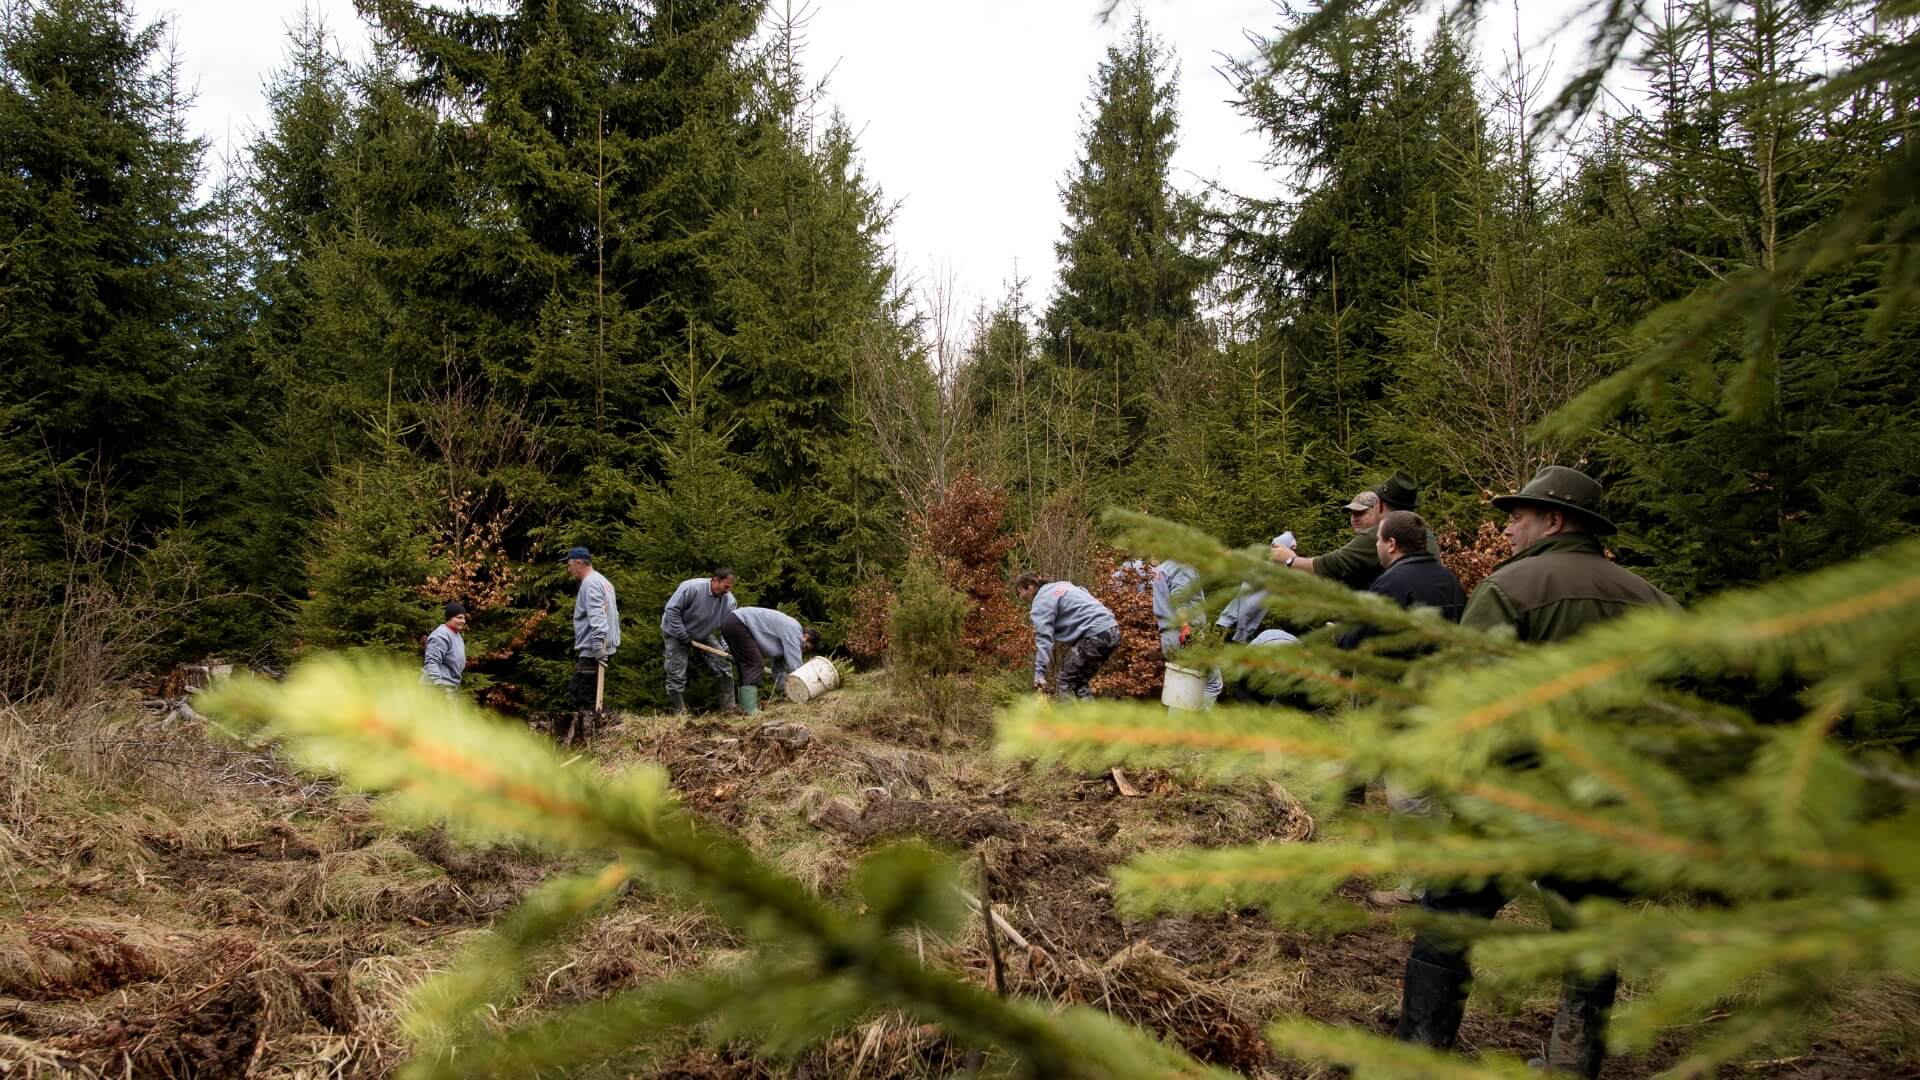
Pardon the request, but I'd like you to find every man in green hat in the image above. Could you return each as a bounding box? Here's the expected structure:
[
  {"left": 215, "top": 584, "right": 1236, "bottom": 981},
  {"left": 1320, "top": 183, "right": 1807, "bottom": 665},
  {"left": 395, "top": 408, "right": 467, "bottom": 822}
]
[
  {"left": 1275, "top": 471, "right": 1436, "bottom": 589},
  {"left": 1395, "top": 464, "right": 1677, "bottom": 1078},
  {"left": 1459, "top": 465, "right": 1677, "bottom": 637}
]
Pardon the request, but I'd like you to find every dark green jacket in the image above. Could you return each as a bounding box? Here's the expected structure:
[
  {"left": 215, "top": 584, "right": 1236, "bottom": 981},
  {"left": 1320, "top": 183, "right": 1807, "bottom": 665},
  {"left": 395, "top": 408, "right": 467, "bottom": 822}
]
[
  {"left": 1313, "top": 526, "right": 1441, "bottom": 590},
  {"left": 1461, "top": 533, "right": 1677, "bottom": 642}
]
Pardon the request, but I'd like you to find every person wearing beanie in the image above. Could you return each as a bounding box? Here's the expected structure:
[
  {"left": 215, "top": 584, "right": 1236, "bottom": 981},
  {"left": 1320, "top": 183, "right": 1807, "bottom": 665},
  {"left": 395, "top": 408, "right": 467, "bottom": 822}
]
[{"left": 422, "top": 601, "right": 468, "bottom": 691}]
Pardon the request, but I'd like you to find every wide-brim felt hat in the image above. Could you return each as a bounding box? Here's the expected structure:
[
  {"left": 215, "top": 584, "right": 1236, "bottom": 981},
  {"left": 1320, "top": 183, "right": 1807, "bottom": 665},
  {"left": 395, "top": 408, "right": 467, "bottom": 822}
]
[
  {"left": 1374, "top": 470, "right": 1420, "bottom": 510},
  {"left": 1491, "top": 466, "right": 1616, "bottom": 535}
]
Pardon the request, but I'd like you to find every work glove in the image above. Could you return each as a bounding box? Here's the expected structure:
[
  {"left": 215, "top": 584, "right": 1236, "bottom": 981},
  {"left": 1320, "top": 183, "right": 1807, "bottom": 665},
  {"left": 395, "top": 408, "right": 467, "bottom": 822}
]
[
  {"left": 1033, "top": 679, "right": 1047, "bottom": 694},
  {"left": 1178, "top": 622, "right": 1192, "bottom": 646}
]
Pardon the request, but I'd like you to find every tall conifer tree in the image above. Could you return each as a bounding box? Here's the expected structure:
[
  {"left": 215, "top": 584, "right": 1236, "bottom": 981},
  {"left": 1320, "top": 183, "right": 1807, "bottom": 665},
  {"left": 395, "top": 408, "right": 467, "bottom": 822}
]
[
  {"left": 1046, "top": 13, "right": 1209, "bottom": 481},
  {"left": 0, "top": 0, "right": 226, "bottom": 554},
  {"left": 1230, "top": 4, "right": 1479, "bottom": 500}
]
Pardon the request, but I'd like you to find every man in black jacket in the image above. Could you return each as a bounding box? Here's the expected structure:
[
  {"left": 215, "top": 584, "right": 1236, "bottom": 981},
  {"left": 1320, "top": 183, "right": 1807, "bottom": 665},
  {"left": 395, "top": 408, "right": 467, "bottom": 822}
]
[
  {"left": 1336, "top": 510, "right": 1466, "bottom": 649},
  {"left": 1337, "top": 509, "right": 1467, "bottom": 911}
]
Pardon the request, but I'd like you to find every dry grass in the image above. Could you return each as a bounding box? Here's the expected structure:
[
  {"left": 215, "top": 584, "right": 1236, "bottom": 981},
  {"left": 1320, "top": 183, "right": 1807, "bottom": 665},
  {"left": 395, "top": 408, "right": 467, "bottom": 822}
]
[
  {"left": 1828, "top": 978, "right": 1920, "bottom": 1063},
  {"left": 0, "top": 672, "right": 1914, "bottom": 1079}
]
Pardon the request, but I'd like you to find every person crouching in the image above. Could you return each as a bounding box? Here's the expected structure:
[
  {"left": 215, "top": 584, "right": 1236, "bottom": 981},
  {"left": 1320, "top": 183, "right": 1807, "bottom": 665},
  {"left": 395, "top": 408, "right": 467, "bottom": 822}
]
[{"left": 1015, "top": 572, "right": 1119, "bottom": 700}]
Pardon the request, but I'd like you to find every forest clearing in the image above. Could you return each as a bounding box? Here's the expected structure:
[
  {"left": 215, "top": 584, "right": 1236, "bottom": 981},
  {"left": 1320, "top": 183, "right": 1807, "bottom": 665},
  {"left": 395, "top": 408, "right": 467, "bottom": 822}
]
[
  {"left": 3, "top": 660, "right": 1914, "bottom": 1079},
  {"left": 6, "top": 0, "right": 1920, "bottom": 1074}
]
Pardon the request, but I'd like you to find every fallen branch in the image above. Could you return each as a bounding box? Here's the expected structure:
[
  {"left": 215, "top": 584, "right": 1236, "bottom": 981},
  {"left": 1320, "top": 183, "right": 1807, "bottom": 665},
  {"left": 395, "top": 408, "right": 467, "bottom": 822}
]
[
  {"left": 979, "top": 853, "right": 1004, "bottom": 995},
  {"left": 955, "top": 885, "right": 1042, "bottom": 960}
]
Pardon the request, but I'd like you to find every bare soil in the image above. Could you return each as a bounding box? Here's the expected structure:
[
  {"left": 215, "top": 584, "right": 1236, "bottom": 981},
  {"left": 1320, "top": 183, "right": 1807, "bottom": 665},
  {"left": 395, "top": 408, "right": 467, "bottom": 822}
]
[{"left": 1, "top": 675, "right": 1914, "bottom": 1078}]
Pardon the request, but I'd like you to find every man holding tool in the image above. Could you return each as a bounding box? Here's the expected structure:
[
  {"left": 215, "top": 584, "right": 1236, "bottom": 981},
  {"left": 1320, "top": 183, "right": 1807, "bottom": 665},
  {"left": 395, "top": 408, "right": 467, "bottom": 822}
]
[
  {"left": 565, "top": 548, "right": 620, "bottom": 742},
  {"left": 660, "top": 567, "right": 739, "bottom": 714}
]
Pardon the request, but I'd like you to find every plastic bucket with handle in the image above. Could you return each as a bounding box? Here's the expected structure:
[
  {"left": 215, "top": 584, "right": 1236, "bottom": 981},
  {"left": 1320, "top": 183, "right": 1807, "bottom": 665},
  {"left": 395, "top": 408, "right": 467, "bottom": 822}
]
[
  {"left": 1161, "top": 663, "right": 1207, "bottom": 711},
  {"left": 785, "top": 656, "right": 841, "bottom": 704}
]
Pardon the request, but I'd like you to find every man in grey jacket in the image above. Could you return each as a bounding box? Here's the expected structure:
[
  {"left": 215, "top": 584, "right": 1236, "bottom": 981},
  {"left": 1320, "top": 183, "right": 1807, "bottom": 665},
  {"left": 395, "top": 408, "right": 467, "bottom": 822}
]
[
  {"left": 1016, "top": 572, "right": 1119, "bottom": 700},
  {"left": 1215, "top": 533, "right": 1296, "bottom": 645},
  {"left": 725, "top": 606, "right": 817, "bottom": 699},
  {"left": 660, "top": 567, "right": 738, "bottom": 714},
  {"left": 422, "top": 602, "right": 468, "bottom": 691},
  {"left": 1152, "top": 559, "right": 1223, "bottom": 705},
  {"left": 566, "top": 548, "right": 620, "bottom": 721}
]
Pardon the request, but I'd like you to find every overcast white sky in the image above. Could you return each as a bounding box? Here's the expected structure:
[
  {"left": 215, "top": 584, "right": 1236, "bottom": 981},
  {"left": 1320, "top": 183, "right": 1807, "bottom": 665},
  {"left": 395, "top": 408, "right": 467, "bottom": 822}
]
[{"left": 141, "top": 0, "right": 1597, "bottom": 312}]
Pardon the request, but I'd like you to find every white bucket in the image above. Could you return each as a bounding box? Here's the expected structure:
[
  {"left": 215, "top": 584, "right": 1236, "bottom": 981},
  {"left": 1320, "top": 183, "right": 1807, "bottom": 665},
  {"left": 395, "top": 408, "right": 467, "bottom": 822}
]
[
  {"left": 785, "top": 656, "right": 841, "bottom": 704},
  {"left": 1161, "top": 663, "right": 1207, "bottom": 711}
]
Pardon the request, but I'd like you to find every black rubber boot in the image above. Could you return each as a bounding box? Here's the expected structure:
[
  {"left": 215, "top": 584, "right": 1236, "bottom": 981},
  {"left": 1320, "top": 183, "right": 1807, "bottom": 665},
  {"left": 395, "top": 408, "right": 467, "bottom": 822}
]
[
  {"left": 667, "top": 690, "right": 688, "bottom": 715},
  {"left": 716, "top": 675, "right": 740, "bottom": 714},
  {"left": 1394, "top": 955, "right": 1470, "bottom": 1051},
  {"left": 1542, "top": 970, "right": 1617, "bottom": 1078}
]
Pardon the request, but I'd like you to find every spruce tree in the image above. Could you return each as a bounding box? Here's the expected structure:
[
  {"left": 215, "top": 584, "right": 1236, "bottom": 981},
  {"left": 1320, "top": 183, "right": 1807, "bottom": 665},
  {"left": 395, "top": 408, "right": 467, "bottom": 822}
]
[
  {"left": 0, "top": 0, "right": 227, "bottom": 555},
  {"left": 1569, "top": 1, "right": 1920, "bottom": 601},
  {"left": 1381, "top": 36, "right": 1607, "bottom": 512},
  {"left": 708, "top": 100, "right": 904, "bottom": 627},
  {"left": 1228, "top": 4, "right": 1480, "bottom": 488},
  {"left": 1046, "top": 12, "right": 1210, "bottom": 483},
  {"left": 959, "top": 277, "right": 1051, "bottom": 510},
  {"left": 295, "top": 410, "right": 443, "bottom": 652}
]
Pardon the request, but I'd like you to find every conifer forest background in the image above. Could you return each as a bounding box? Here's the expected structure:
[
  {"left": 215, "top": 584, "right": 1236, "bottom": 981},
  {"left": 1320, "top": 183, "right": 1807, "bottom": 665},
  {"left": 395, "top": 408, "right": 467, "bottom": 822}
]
[
  {"left": 7, "top": 0, "right": 1913, "bottom": 718},
  {"left": 5, "top": 0, "right": 1920, "bottom": 1076}
]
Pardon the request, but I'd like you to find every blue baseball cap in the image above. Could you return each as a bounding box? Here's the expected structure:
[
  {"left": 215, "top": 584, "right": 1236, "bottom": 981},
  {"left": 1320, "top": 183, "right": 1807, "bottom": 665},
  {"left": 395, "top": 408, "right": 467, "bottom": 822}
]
[{"left": 563, "top": 546, "right": 592, "bottom": 562}]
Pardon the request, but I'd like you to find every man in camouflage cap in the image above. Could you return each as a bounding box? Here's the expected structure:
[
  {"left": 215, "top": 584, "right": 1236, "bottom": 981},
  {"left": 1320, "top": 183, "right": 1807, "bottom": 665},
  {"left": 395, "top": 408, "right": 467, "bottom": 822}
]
[
  {"left": 1275, "top": 471, "right": 1436, "bottom": 589},
  {"left": 1395, "top": 465, "right": 1677, "bottom": 1078}
]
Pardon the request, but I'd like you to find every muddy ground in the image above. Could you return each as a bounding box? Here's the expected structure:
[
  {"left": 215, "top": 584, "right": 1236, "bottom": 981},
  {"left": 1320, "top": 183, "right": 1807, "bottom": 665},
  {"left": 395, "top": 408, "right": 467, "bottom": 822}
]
[{"left": 0, "top": 674, "right": 1913, "bottom": 1078}]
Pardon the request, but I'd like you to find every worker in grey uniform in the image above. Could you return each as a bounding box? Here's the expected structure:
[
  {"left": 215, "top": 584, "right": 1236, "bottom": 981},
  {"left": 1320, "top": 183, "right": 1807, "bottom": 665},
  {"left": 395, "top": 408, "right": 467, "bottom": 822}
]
[
  {"left": 1152, "top": 560, "right": 1222, "bottom": 705},
  {"left": 1015, "top": 572, "right": 1119, "bottom": 700},
  {"left": 660, "top": 567, "right": 738, "bottom": 714},
  {"left": 1215, "top": 533, "right": 1296, "bottom": 645},
  {"left": 721, "top": 606, "right": 819, "bottom": 712},
  {"left": 566, "top": 548, "right": 620, "bottom": 712},
  {"left": 422, "top": 601, "right": 468, "bottom": 692}
]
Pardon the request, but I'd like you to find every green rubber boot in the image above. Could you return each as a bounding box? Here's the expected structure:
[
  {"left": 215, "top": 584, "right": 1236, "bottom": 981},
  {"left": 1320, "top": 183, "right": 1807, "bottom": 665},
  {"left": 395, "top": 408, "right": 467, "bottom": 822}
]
[{"left": 737, "top": 683, "right": 761, "bottom": 716}]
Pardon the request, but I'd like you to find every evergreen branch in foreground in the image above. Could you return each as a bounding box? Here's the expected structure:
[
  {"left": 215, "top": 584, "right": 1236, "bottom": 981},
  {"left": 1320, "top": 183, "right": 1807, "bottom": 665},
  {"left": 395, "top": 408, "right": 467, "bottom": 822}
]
[
  {"left": 996, "top": 696, "right": 1363, "bottom": 781},
  {"left": 404, "top": 860, "right": 634, "bottom": 1049},
  {"left": 994, "top": 524, "right": 1920, "bottom": 1075},
  {"left": 202, "top": 656, "right": 1232, "bottom": 1079},
  {"left": 1400, "top": 537, "right": 1920, "bottom": 767},
  {"left": 1266, "top": 1017, "right": 1536, "bottom": 1079}
]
